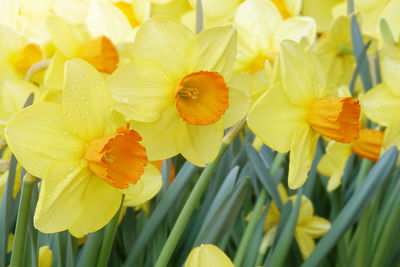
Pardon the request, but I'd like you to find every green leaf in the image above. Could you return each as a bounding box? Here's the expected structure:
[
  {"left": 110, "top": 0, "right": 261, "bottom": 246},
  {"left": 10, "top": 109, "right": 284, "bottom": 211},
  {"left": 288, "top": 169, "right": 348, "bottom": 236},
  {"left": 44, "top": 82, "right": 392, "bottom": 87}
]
[
  {"left": 195, "top": 0, "right": 204, "bottom": 34},
  {"left": 76, "top": 229, "right": 104, "bottom": 267},
  {"left": 379, "top": 18, "right": 396, "bottom": 45},
  {"left": 245, "top": 144, "right": 282, "bottom": 209},
  {"left": 123, "top": 162, "right": 198, "bottom": 266},
  {"left": 302, "top": 147, "right": 398, "bottom": 267},
  {"left": 265, "top": 188, "right": 302, "bottom": 267},
  {"left": 194, "top": 177, "right": 250, "bottom": 245},
  {"left": 350, "top": 16, "right": 373, "bottom": 91}
]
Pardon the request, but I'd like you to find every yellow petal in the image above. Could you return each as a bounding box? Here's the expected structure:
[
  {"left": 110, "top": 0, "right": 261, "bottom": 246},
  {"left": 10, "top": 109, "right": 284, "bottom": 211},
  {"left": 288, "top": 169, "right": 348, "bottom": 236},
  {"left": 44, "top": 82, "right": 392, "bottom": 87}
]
[
  {"left": 44, "top": 50, "right": 67, "bottom": 90},
  {"left": 317, "top": 141, "right": 352, "bottom": 191},
  {"left": 362, "top": 83, "right": 400, "bottom": 126},
  {"left": 46, "top": 15, "right": 82, "bottom": 58},
  {"left": 224, "top": 73, "right": 250, "bottom": 128},
  {"left": 248, "top": 82, "right": 307, "bottom": 153},
  {"left": 132, "top": 105, "right": 180, "bottom": 161},
  {"left": 186, "top": 25, "right": 236, "bottom": 81},
  {"left": 383, "top": 115, "right": 400, "bottom": 153},
  {"left": 133, "top": 17, "right": 193, "bottom": 82},
  {"left": 288, "top": 124, "right": 319, "bottom": 189},
  {"left": 280, "top": 40, "right": 326, "bottom": 106},
  {"left": 52, "top": 0, "right": 89, "bottom": 25},
  {"left": 176, "top": 120, "right": 224, "bottom": 167},
  {"left": 185, "top": 244, "right": 234, "bottom": 267},
  {"left": 296, "top": 196, "right": 314, "bottom": 224},
  {"left": 264, "top": 201, "right": 281, "bottom": 231},
  {"left": 34, "top": 160, "right": 91, "bottom": 233},
  {"left": 69, "top": 175, "right": 122, "bottom": 237},
  {"left": 38, "top": 246, "right": 53, "bottom": 267},
  {"left": 86, "top": 1, "right": 133, "bottom": 44},
  {"left": 108, "top": 59, "right": 174, "bottom": 122},
  {"left": 298, "top": 216, "right": 331, "bottom": 238},
  {"left": 302, "top": 0, "right": 339, "bottom": 32},
  {"left": 277, "top": 183, "right": 289, "bottom": 203},
  {"left": 63, "top": 58, "right": 113, "bottom": 141},
  {"left": 0, "top": 25, "right": 25, "bottom": 52},
  {"left": 234, "top": 0, "right": 282, "bottom": 51},
  {"left": 272, "top": 16, "right": 316, "bottom": 50},
  {"left": 295, "top": 230, "right": 315, "bottom": 260},
  {"left": 123, "top": 163, "right": 162, "bottom": 206},
  {"left": 381, "top": 46, "right": 400, "bottom": 96},
  {"left": 284, "top": 0, "right": 302, "bottom": 16},
  {"left": 379, "top": 0, "right": 400, "bottom": 42},
  {"left": 5, "top": 103, "right": 84, "bottom": 178},
  {"left": 260, "top": 227, "right": 277, "bottom": 253}
]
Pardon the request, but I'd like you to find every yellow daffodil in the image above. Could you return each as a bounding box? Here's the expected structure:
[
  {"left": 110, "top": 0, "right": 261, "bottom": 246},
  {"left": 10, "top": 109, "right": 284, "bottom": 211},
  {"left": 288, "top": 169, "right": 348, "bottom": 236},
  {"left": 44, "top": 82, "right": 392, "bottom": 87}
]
[
  {"left": 362, "top": 44, "right": 400, "bottom": 126},
  {"left": 261, "top": 185, "right": 330, "bottom": 260},
  {"left": 185, "top": 244, "right": 234, "bottom": 267},
  {"left": 248, "top": 40, "right": 361, "bottom": 188},
  {"left": 38, "top": 246, "right": 53, "bottom": 267},
  {"left": 319, "top": 116, "right": 400, "bottom": 190},
  {"left": 234, "top": 0, "right": 316, "bottom": 74},
  {"left": 5, "top": 58, "right": 161, "bottom": 237},
  {"left": 108, "top": 17, "right": 249, "bottom": 167},
  {"left": 313, "top": 15, "right": 376, "bottom": 87}
]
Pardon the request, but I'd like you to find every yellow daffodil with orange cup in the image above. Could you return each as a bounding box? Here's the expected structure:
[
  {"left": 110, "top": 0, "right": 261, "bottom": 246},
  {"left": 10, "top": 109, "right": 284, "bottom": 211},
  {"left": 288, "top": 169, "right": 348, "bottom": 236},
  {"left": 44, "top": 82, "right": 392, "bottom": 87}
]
[
  {"left": 109, "top": 16, "right": 249, "bottom": 167},
  {"left": 248, "top": 40, "right": 361, "bottom": 189},
  {"left": 5, "top": 58, "right": 161, "bottom": 237}
]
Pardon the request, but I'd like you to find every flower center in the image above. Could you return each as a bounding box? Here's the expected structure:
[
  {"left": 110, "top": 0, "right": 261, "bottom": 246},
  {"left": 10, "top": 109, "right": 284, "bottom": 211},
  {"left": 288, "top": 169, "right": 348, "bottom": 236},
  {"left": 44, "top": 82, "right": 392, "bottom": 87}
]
[
  {"left": 270, "top": 0, "right": 291, "bottom": 19},
  {"left": 308, "top": 97, "right": 360, "bottom": 143},
  {"left": 78, "top": 36, "right": 119, "bottom": 74},
  {"left": 114, "top": 1, "right": 140, "bottom": 28},
  {"left": 175, "top": 71, "right": 229, "bottom": 126},
  {"left": 352, "top": 129, "right": 384, "bottom": 162},
  {"left": 84, "top": 127, "right": 148, "bottom": 189},
  {"left": 249, "top": 50, "right": 279, "bottom": 74},
  {"left": 12, "top": 44, "right": 44, "bottom": 74}
]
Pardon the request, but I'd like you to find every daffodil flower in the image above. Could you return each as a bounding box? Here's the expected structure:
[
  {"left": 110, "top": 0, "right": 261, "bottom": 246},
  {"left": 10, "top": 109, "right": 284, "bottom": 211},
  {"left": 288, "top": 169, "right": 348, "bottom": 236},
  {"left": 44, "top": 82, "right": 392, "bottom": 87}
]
[
  {"left": 301, "top": 0, "right": 340, "bottom": 33},
  {"left": 185, "top": 244, "right": 234, "bottom": 267},
  {"left": 248, "top": 40, "right": 360, "bottom": 188},
  {"left": 319, "top": 116, "right": 400, "bottom": 191},
  {"left": 109, "top": 17, "right": 249, "bottom": 167},
  {"left": 261, "top": 185, "right": 330, "bottom": 260},
  {"left": 234, "top": 0, "right": 316, "bottom": 74},
  {"left": 5, "top": 58, "right": 161, "bottom": 237},
  {"left": 362, "top": 44, "right": 400, "bottom": 126}
]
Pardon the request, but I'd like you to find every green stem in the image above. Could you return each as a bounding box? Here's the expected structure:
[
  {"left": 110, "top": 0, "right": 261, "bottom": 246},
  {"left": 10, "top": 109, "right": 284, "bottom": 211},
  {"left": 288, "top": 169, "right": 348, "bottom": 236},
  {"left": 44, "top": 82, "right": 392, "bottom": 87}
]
[
  {"left": 356, "top": 158, "right": 372, "bottom": 189},
  {"left": 233, "top": 190, "right": 267, "bottom": 267},
  {"left": 233, "top": 152, "right": 285, "bottom": 267},
  {"left": 155, "top": 119, "right": 246, "bottom": 267},
  {"left": 96, "top": 196, "right": 125, "bottom": 267},
  {"left": 10, "top": 174, "right": 36, "bottom": 267}
]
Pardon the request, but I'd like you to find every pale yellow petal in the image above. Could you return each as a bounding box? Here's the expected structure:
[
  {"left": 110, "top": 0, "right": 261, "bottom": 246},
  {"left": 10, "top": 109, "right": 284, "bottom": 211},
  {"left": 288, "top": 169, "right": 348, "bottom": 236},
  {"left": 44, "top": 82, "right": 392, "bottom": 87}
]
[
  {"left": 224, "top": 74, "right": 250, "bottom": 128},
  {"left": 38, "top": 246, "right": 53, "bottom": 267},
  {"left": 298, "top": 216, "right": 331, "bottom": 238},
  {"left": 132, "top": 105, "right": 180, "bottom": 161},
  {"left": 185, "top": 244, "right": 233, "bottom": 267},
  {"left": 46, "top": 15, "right": 81, "bottom": 58},
  {"left": 123, "top": 163, "right": 162, "bottom": 206},
  {"left": 5, "top": 103, "right": 84, "bottom": 178},
  {"left": 234, "top": 0, "right": 283, "bottom": 51},
  {"left": 383, "top": 115, "right": 400, "bottom": 152},
  {"left": 53, "top": 0, "right": 89, "bottom": 25},
  {"left": 296, "top": 196, "right": 314, "bottom": 224},
  {"left": 380, "top": 0, "right": 400, "bottom": 42},
  {"left": 272, "top": 16, "right": 316, "bottom": 51},
  {"left": 186, "top": 25, "right": 236, "bottom": 81},
  {"left": 260, "top": 227, "right": 277, "bottom": 253},
  {"left": 86, "top": 1, "right": 133, "bottom": 44},
  {"left": 34, "top": 161, "right": 91, "bottom": 233},
  {"left": 295, "top": 230, "right": 315, "bottom": 260},
  {"left": 361, "top": 83, "right": 400, "bottom": 126},
  {"left": 176, "top": 120, "right": 224, "bottom": 167},
  {"left": 247, "top": 82, "right": 307, "bottom": 153},
  {"left": 63, "top": 58, "right": 113, "bottom": 141},
  {"left": 317, "top": 141, "right": 352, "bottom": 192},
  {"left": 69, "top": 176, "right": 122, "bottom": 237},
  {"left": 133, "top": 17, "right": 193, "bottom": 82},
  {"left": 108, "top": 59, "right": 174, "bottom": 122},
  {"left": 285, "top": 0, "right": 302, "bottom": 16},
  {"left": 280, "top": 40, "right": 326, "bottom": 106},
  {"left": 288, "top": 124, "right": 319, "bottom": 189},
  {"left": 380, "top": 46, "right": 400, "bottom": 96},
  {"left": 44, "top": 50, "right": 67, "bottom": 90}
]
